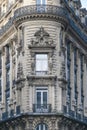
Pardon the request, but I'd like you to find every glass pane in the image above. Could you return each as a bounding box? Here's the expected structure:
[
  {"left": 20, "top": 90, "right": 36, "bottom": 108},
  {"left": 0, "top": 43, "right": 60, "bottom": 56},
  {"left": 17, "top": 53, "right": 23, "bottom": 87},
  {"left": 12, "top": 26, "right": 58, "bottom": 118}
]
[
  {"left": 42, "top": 0, "right": 46, "bottom": 4},
  {"left": 36, "top": 124, "right": 47, "bottom": 130},
  {"left": 37, "top": 92, "right": 41, "bottom": 108},
  {"left": 43, "top": 92, "right": 47, "bottom": 108},
  {"left": 36, "top": 125, "right": 39, "bottom": 130},
  {"left": 41, "top": 124, "right": 43, "bottom": 130},
  {"left": 37, "top": 0, "right": 46, "bottom": 5},
  {"left": 36, "top": 54, "right": 48, "bottom": 72},
  {"left": 36, "top": 0, "right": 41, "bottom": 4}
]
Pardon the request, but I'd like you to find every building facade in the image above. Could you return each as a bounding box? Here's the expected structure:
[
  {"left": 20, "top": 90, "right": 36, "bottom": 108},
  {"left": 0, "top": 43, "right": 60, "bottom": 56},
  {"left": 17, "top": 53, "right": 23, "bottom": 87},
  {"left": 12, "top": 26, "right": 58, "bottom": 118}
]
[{"left": 0, "top": 0, "right": 87, "bottom": 130}]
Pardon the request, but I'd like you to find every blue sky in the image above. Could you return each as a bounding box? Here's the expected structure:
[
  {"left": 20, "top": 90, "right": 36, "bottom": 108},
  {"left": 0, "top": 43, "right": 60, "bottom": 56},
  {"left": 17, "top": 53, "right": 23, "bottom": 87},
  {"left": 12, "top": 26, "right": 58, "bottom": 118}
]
[{"left": 81, "top": 0, "right": 87, "bottom": 9}]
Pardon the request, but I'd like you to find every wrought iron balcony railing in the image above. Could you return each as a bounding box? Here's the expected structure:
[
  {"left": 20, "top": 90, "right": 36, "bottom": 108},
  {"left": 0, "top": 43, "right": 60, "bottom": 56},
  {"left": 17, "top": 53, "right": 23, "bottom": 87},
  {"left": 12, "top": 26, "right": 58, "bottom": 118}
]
[
  {"left": 33, "top": 104, "right": 51, "bottom": 113},
  {"left": 0, "top": 4, "right": 86, "bottom": 44},
  {"left": 63, "top": 105, "right": 87, "bottom": 124},
  {"left": 14, "top": 5, "right": 67, "bottom": 20}
]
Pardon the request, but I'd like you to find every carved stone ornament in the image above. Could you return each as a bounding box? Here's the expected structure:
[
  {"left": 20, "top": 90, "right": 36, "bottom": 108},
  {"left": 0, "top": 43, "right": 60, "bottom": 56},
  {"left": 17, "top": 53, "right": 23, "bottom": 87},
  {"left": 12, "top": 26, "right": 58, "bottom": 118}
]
[
  {"left": 17, "top": 62, "right": 24, "bottom": 80},
  {"left": 60, "top": 61, "right": 66, "bottom": 79},
  {"left": 29, "top": 27, "right": 55, "bottom": 48}
]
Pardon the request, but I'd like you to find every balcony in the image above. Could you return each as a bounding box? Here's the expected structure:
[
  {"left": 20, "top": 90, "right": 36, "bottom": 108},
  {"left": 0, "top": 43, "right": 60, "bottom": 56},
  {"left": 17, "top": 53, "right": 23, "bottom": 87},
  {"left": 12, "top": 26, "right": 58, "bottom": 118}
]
[
  {"left": 14, "top": 5, "right": 67, "bottom": 18},
  {"left": 63, "top": 105, "right": 87, "bottom": 124},
  {"left": 2, "top": 111, "right": 8, "bottom": 120},
  {"left": 33, "top": 104, "right": 51, "bottom": 113},
  {"left": 1, "top": 106, "right": 21, "bottom": 121}
]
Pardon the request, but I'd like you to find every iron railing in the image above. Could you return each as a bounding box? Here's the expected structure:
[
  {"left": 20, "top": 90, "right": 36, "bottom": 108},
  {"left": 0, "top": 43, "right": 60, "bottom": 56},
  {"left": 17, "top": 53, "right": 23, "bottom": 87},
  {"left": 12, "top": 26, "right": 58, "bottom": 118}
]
[
  {"left": 62, "top": 105, "right": 87, "bottom": 123},
  {"left": 33, "top": 104, "right": 51, "bottom": 113},
  {"left": 14, "top": 5, "right": 67, "bottom": 19},
  {"left": 0, "top": 5, "right": 86, "bottom": 44}
]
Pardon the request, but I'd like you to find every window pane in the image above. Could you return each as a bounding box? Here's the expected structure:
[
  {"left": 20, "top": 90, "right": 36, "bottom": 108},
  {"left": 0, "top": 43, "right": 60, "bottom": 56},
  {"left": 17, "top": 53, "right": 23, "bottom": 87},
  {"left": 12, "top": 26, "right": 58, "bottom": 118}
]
[
  {"left": 36, "top": 124, "right": 47, "bottom": 130},
  {"left": 42, "top": 0, "right": 46, "bottom": 4},
  {"left": 36, "top": 0, "right": 46, "bottom": 4},
  {"left": 37, "top": 92, "right": 41, "bottom": 108},
  {"left": 36, "top": 54, "right": 48, "bottom": 72},
  {"left": 43, "top": 92, "right": 47, "bottom": 105},
  {"left": 37, "top": 0, "right": 41, "bottom": 4}
]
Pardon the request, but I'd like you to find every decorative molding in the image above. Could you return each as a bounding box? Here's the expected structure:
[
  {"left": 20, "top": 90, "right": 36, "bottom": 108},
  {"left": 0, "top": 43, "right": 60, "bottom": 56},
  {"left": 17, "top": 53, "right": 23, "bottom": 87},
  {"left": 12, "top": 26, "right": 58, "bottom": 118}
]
[
  {"left": 72, "top": 99, "right": 77, "bottom": 107},
  {"left": 17, "top": 62, "right": 24, "bottom": 80},
  {"left": 29, "top": 27, "right": 55, "bottom": 49},
  {"left": 60, "top": 61, "right": 66, "bottom": 79},
  {"left": 27, "top": 75, "right": 56, "bottom": 86},
  {"left": 0, "top": 102, "right": 5, "bottom": 110}
]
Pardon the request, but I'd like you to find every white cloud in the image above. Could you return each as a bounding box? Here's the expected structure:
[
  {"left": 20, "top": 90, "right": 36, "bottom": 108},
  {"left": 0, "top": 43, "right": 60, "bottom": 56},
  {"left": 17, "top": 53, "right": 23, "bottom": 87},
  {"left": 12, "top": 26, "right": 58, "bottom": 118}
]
[{"left": 80, "top": 0, "right": 87, "bottom": 9}]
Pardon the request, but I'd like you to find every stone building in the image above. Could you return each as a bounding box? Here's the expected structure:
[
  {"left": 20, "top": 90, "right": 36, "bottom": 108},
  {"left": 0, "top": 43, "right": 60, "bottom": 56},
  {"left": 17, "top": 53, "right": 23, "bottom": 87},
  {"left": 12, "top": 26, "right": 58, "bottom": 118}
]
[{"left": 0, "top": 0, "right": 87, "bottom": 130}]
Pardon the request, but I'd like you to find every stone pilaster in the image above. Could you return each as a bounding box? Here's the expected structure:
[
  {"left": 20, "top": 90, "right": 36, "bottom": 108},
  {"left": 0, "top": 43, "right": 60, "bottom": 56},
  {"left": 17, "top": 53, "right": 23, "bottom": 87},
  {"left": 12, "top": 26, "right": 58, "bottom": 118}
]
[
  {"left": 70, "top": 45, "right": 75, "bottom": 111},
  {"left": 77, "top": 50, "right": 81, "bottom": 112},
  {"left": 83, "top": 57, "right": 87, "bottom": 116},
  {"left": 1, "top": 47, "right": 6, "bottom": 110}
]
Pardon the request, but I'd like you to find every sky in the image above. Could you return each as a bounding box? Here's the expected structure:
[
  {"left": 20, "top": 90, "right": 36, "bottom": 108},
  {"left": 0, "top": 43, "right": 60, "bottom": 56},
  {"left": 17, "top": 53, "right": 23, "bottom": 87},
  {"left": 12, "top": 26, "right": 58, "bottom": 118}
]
[{"left": 81, "top": 0, "right": 87, "bottom": 9}]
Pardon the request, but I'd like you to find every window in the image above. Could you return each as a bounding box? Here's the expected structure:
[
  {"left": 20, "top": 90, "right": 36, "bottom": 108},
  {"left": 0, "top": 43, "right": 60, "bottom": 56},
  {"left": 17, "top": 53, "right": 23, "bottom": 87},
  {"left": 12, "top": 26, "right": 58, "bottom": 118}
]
[
  {"left": 36, "top": 124, "right": 48, "bottom": 130},
  {"left": 6, "top": 68, "right": 10, "bottom": 89},
  {"left": 35, "top": 54, "right": 48, "bottom": 75},
  {"left": 36, "top": 0, "right": 46, "bottom": 5},
  {"left": 0, "top": 53, "right": 2, "bottom": 102},
  {"left": 5, "top": 46, "right": 10, "bottom": 112},
  {"left": 66, "top": 43, "right": 71, "bottom": 112},
  {"left": 74, "top": 49, "right": 78, "bottom": 100},
  {"left": 34, "top": 87, "right": 49, "bottom": 112},
  {"left": 6, "top": 46, "right": 10, "bottom": 64},
  {"left": 80, "top": 55, "right": 84, "bottom": 111},
  {"left": 36, "top": 87, "right": 47, "bottom": 108},
  {"left": 0, "top": 74, "right": 2, "bottom": 101}
]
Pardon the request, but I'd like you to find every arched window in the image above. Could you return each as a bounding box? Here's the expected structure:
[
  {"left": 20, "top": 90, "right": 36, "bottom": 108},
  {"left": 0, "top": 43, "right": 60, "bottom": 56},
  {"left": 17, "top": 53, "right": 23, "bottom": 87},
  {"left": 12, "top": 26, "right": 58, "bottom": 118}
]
[{"left": 36, "top": 123, "right": 48, "bottom": 130}]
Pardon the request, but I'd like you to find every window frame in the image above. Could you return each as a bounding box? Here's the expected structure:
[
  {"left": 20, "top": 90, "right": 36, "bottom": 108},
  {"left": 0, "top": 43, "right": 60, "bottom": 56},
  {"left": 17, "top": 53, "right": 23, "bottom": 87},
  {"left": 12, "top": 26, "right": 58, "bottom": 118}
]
[
  {"left": 36, "top": 87, "right": 48, "bottom": 106},
  {"left": 35, "top": 86, "right": 48, "bottom": 112}
]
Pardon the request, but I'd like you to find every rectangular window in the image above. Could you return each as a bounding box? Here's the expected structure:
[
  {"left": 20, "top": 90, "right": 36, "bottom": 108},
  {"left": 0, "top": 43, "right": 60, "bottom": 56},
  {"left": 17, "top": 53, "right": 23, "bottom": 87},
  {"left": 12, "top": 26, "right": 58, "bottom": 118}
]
[
  {"left": 35, "top": 54, "right": 48, "bottom": 75},
  {"left": 6, "top": 46, "right": 10, "bottom": 64},
  {"left": 35, "top": 87, "right": 48, "bottom": 112},
  {"left": 0, "top": 74, "right": 2, "bottom": 101}
]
